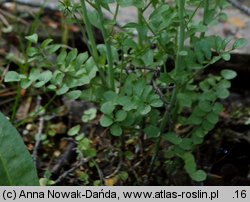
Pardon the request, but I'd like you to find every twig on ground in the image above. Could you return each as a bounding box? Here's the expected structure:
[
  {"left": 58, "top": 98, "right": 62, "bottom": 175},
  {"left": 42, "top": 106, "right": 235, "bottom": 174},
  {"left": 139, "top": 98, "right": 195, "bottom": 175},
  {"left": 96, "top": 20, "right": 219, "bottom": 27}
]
[
  {"left": 54, "top": 159, "right": 87, "bottom": 184},
  {"left": 32, "top": 117, "right": 44, "bottom": 163},
  {"left": 1, "top": 0, "right": 58, "bottom": 11},
  {"left": 32, "top": 97, "right": 44, "bottom": 164},
  {"left": 228, "top": 0, "right": 250, "bottom": 16},
  {"left": 51, "top": 139, "right": 77, "bottom": 175},
  {"left": 32, "top": 96, "right": 43, "bottom": 164},
  {"left": 91, "top": 159, "right": 104, "bottom": 185},
  {"left": 104, "top": 155, "right": 123, "bottom": 179},
  {"left": 0, "top": 97, "right": 15, "bottom": 106},
  {"left": 0, "top": 64, "right": 9, "bottom": 84},
  {"left": 0, "top": 12, "right": 10, "bottom": 27},
  {"left": 0, "top": 8, "right": 29, "bottom": 25}
]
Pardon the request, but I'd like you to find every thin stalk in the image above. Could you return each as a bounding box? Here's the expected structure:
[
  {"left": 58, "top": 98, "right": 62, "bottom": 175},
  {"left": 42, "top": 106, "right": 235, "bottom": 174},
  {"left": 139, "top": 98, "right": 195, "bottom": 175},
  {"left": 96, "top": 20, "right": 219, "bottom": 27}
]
[
  {"left": 147, "top": 86, "right": 178, "bottom": 176},
  {"left": 63, "top": 5, "right": 92, "bottom": 50},
  {"left": 147, "top": 0, "right": 186, "bottom": 177},
  {"left": 80, "top": 0, "right": 99, "bottom": 59},
  {"left": 187, "top": 1, "right": 203, "bottom": 25},
  {"left": 95, "top": 0, "right": 115, "bottom": 90},
  {"left": 63, "top": 5, "right": 106, "bottom": 84},
  {"left": 141, "top": 15, "right": 167, "bottom": 52},
  {"left": 174, "top": 0, "right": 185, "bottom": 75},
  {"left": 86, "top": 0, "right": 97, "bottom": 9},
  {"left": 11, "top": 85, "right": 21, "bottom": 122},
  {"left": 11, "top": 2, "right": 45, "bottom": 121},
  {"left": 10, "top": 29, "right": 24, "bottom": 122},
  {"left": 119, "top": 43, "right": 125, "bottom": 90},
  {"left": 79, "top": 0, "right": 107, "bottom": 86},
  {"left": 137, "top": 8, "right": 144, "bottom": 47},
  {"left": 201, "top": 0, "right": 209, "bottom": 38},
  {"left": 142, "top": 1, "right": 152, "bottom": 13},
  {"left": 91, "top": 159, "right": 104, "bottom": 185},
  {"left": 61, "top": 16, "right": 69, "bottom": 46},
  {"left": 110, "top": 4, "right": 120, "bottom": 35}
]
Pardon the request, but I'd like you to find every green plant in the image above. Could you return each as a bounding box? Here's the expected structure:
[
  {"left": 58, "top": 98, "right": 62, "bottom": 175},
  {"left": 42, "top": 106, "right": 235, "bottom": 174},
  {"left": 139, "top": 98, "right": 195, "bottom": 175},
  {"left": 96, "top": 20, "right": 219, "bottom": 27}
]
[
  {"left": 67, "top": 124, "right": 102, "bottom": 185},
  {"left": 39, "top": 171, "right": 55, "bottom": 186},
  {"left": 0, "top": 112, "right": 39, "bottom": 185},
  {"left": 82, "top": 108, "right": 97, "bottom": 123},
  {"left": 67, "top": 124, "right": 97, "bottom": 159},
  {"left": 4, "top": 0, "right": 247, "bottom": 183}
]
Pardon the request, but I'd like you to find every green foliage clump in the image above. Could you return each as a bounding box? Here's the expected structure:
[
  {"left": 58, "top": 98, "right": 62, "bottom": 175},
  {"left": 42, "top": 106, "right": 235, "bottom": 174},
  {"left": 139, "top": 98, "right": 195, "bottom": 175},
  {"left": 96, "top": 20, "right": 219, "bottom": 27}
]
[{"left": 3, "top": 0, "right": 248, "bottom": 184}]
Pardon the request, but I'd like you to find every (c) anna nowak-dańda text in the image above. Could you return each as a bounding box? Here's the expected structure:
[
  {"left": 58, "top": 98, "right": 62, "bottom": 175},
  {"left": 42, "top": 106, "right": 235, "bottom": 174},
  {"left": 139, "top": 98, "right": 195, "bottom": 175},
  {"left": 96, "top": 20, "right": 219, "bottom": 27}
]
[{"left": 18, "top": 189, "right": 118, "bottom": 199}]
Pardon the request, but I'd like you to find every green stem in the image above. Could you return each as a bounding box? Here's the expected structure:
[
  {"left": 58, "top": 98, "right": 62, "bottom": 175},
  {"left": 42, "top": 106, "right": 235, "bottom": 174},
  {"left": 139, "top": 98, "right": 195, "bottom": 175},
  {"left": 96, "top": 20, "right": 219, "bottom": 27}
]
[
  {"left": 80, "top": 0, "right": 99, "bottom": 59},
  {"left": 147, "top": 86, "right": 178, "bottom": 176},
  {"left": 95, "top": 0, "right": 115, "bottom": 90},
  {"left": 110, "top": 4, "right": 120, "bottom": 35},
  {"left": 201, "top": 0, "right": 209, "bottom": 38},
  {"left": 11, "top": 3, "right": 45, "bottom": 121},
  {"left": 187, "top": 1, "right": 203, "bottom": 25},
  {"left": 141, "top": 15, "right": 167, "bottom": 52},
  {"left": 61, "top": 17, "right": 69, "bottom": 46},
  {"left": 147, "top": 0, "right": 186, "bottom": 177},
  {"left": 91, "top": 159, "right": 104, "bottom": 185},
  {"left": 11, "top": 85, "right": 21, "bottom": 122},
  {"left": 64, "top": 6, "right": 106, "bottom": 84},
  {"left": 142, "top": 1, "right": 152, "bottom": 13},
  {"left": 79, "top": 0, "right": 107, "bottom": 86},
  {"left": 137, "top": 8, "right": 144, "bottom": 47},
  {"left": 175, "top": 0, "right": 185, "bottom": 75}
]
